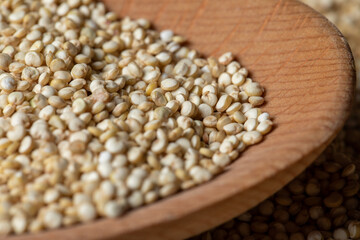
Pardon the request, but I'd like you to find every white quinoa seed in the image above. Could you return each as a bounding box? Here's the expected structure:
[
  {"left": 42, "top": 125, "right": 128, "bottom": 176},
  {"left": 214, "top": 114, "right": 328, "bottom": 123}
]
[
  {"left": 77, "top": 202, "right": 97, "bottom": 222},
  {"left": 43, "top": 210, "right": 62, "bottom": 229}
]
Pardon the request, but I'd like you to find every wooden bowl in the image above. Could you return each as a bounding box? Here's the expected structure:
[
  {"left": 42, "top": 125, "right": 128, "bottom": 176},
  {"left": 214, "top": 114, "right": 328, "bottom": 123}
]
[{"left": 10, "top": 0, "right": 355, "bottom": 239}]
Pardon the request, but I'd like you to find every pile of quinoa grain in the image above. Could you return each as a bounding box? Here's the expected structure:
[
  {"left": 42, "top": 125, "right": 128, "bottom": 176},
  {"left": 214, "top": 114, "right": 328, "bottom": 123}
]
[
  {"left": 192, "top": 0, "right": 360, "bottom": 239},
  {"left": 0, "top": 0, "right": 272, "bottom": 235}
]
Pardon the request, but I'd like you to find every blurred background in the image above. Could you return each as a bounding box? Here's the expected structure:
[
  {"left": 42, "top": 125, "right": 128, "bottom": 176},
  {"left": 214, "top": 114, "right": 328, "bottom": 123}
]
[{"left": 191, "top": 1, "right": 360, "bottom": 239}]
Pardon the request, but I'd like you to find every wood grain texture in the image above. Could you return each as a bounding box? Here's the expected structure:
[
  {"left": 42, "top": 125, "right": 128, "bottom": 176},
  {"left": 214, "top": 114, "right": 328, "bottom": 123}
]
[{"left": 6, "top": 0, "right": 355, "bottom": 239}]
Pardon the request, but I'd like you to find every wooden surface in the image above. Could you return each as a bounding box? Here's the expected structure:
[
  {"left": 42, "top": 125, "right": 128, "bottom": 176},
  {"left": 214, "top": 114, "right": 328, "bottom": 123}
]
[{"left": 7, "top": 0, "right": 355, "bottom": 239}]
